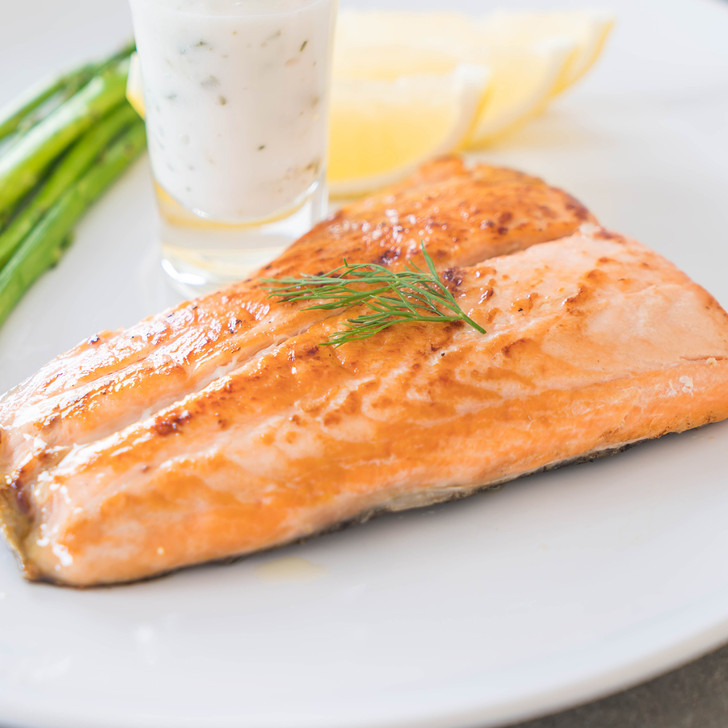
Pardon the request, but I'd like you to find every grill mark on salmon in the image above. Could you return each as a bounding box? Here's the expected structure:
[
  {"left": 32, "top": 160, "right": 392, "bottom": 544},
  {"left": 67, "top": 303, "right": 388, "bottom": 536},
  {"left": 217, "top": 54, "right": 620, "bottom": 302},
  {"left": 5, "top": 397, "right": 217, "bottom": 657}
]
[{"left": 3, "top": 224, "right": 728, "bottom": 586}]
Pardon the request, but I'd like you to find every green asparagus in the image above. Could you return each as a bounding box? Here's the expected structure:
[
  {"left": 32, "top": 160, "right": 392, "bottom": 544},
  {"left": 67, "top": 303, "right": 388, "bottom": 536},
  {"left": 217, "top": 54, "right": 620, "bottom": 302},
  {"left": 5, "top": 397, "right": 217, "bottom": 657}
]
[
  {"left": 0, "top": 65, "right": 96, "bottom": 144},
  {"left": 0, "top": 42, "right": 135, "bottom": 144},
  {"left": 0, "top": 103, "right": 138, "bottom": 269},
  {"left": 0, "top": 121, "right": 146, "bottom": 327},
  {"left": 0, "top": 58, "right": 131, "bottom": 223}
]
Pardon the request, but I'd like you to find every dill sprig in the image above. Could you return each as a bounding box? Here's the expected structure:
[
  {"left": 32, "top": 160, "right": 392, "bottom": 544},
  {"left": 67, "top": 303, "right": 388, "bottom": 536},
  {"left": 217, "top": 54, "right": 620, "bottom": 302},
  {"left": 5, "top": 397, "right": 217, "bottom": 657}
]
[{"left": 262, "top": 244, "right": 486, "bottom": 347}]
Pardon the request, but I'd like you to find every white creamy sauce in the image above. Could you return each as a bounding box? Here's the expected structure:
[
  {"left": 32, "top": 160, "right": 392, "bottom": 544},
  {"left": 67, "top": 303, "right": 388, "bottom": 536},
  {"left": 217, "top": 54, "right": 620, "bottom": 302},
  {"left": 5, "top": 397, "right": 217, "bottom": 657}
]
[{"left": 130, "top": 0, "right": 336, "bottom": 222}]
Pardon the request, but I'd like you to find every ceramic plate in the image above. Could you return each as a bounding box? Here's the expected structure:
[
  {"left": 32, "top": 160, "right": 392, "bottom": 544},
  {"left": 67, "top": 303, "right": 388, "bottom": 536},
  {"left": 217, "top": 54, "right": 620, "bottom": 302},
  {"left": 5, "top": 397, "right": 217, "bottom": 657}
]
[{"left": 1, "top": 0, "right": 728, "bottom": 726}]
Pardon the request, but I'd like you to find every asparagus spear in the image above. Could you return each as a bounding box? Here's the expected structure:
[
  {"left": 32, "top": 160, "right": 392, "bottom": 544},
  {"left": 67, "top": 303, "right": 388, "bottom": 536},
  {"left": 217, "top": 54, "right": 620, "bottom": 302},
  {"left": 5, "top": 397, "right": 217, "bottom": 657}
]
[
  {"left": 0, "top": 65, "right": 96, "bottom": 143},
  {"left": 0, "top": 42, "right": 135, "bottom": 143},
  {"left": 0, "top": 58, "right": 131, "bottom": 224},
  {"left": 0, "top": 102, "right": 138, "bottom": 269},
  {"left": 97, "top": 41, "right": 137, "bottom": 73},
  {"left": 0, "top": 120, "right": 146, "bottom": 328}
]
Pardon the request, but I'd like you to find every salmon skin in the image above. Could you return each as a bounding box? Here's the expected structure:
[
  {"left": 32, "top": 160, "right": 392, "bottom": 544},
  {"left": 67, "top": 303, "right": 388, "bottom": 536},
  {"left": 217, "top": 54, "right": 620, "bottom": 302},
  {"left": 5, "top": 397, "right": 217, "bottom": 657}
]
[{"left": 2, "top": 163, "right": 728, "bottom": 586}]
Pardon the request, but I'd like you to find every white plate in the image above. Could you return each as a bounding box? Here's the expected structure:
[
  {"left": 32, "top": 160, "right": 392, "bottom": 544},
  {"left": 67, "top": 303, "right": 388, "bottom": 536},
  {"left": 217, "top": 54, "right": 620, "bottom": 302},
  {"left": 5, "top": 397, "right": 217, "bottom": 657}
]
[{"left": 1, "top": 0, "right": 728, "bottom": 727}]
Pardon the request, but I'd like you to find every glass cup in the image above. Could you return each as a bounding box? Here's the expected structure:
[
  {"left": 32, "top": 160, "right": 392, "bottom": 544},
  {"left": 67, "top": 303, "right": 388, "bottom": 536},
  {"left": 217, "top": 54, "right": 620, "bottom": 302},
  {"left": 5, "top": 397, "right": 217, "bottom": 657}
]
[{"left": 128, "top": 0, "right": 337, "bottom": 293}]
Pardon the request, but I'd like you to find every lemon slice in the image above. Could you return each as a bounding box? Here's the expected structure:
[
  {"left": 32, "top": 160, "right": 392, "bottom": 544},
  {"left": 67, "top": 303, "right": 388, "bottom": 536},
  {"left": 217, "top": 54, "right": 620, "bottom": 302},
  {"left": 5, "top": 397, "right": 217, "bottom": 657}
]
[
  {"left": 332, "top": 9, "right": 613, "bottom": 149},
  {"left": 333, "top": 44, "right": 462, "bottom": 82},
  {"left": 464, "top": 38, "right": 574, "bottom": 147},
  {"left": 329, "top": 65, "right": 489, "bottom": 198},
  {"left": 560, "top": 12, "right": 614, "bottom": 92},
  {"left": 479, "top": 10, "right": 615, "bottom": 96},
  {"left": 335, "top": 11, "right": 475, "bottom": 56},
  {"left": 125, "top": 52, "right": 145, "bottom": 117}
]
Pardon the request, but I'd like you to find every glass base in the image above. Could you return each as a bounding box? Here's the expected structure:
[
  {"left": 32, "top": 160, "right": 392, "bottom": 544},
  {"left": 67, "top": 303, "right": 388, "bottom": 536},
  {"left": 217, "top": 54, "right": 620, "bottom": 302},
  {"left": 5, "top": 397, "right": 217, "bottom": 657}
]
[{"left": 159, "top": 182, "right": 327, "bottom": 297}]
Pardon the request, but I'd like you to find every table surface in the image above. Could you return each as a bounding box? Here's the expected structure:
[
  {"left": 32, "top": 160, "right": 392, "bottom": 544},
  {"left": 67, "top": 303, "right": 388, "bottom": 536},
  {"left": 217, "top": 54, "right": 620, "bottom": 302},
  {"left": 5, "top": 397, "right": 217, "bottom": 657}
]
[{"left": 509, "top": 641, "right": 728, "bottom": 728}]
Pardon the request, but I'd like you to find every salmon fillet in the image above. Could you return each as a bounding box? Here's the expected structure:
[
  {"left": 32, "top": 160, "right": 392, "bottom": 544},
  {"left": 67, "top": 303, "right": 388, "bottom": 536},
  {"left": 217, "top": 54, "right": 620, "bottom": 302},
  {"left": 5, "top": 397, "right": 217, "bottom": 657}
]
[
  {"left": 0, "top": 158, "right": 592, "bottom": 536},
  {"left": 3, "top": 164, "right": 728, "bottom": 586}
]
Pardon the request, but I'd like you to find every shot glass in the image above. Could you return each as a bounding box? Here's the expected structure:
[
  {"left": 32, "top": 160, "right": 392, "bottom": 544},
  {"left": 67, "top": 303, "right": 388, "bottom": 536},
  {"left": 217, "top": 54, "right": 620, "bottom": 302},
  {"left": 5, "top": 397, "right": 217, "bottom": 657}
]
[{"left": 128, "top": 0, "right": 337, "bottom": 292}]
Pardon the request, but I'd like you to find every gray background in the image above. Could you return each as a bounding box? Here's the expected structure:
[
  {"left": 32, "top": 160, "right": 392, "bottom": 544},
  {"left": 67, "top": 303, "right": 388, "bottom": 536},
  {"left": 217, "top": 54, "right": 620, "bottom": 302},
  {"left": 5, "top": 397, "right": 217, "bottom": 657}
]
[{"left": 509, "top": 643, "right": 728, "bottom": 728}]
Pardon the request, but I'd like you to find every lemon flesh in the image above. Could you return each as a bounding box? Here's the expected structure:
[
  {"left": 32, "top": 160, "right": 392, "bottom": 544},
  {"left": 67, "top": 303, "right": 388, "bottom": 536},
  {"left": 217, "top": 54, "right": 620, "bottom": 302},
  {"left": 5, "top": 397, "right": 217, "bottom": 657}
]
[{"left": 329, "top": 66, "right": 489, "bottom": 197}]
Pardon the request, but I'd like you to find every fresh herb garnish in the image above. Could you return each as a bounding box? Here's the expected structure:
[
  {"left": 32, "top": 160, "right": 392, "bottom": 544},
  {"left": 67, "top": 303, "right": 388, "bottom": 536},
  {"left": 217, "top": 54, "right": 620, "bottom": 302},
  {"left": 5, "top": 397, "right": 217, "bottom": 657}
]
[{"left": 263, "top": 244, "right": 485, "bottom": 347}]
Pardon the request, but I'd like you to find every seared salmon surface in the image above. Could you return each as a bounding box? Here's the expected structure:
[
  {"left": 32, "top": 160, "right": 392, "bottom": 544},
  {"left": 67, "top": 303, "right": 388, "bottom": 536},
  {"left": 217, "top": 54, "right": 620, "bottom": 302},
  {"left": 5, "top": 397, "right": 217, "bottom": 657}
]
[
  {"left": 0, "top": 158, "right": 592, "bottom": 511},
  {"left": 2, "top": 163, "right": 728, "bottom": 586}
]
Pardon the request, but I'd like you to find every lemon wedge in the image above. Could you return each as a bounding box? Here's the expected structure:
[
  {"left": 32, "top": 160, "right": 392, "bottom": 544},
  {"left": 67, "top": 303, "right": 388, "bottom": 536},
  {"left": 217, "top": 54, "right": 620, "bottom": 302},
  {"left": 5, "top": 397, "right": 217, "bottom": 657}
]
[
  {"left": 332, "top": 9, "right": 612, "bottom": 150},
  {"left": 333, "top": 44, "right": 461, "bottom": 82},
  {"left": 329, "top": 65, "right": 489, "bottom": 198},
  {"left": 125, "top": 52, "right": 144, "bottom": 118},
  {"left": 335, "top": 9, "right": 577, "bottom": 147},
  {"left": 465, "top": 39, "right": 575, "bottom": 146},
  {"left": 479, "top": 10, "right": 615, "bottom": 96},
  {"left": 335, "top": 11, "right": 474, "bottom": 61}
]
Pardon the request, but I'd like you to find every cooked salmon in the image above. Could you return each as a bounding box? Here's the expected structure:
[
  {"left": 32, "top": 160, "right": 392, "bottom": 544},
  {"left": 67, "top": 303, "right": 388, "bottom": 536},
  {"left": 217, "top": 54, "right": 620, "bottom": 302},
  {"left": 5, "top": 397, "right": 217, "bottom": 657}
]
[
  {"left": 2, "top": 163, "right": 728, "bottom": 586},
  {"left": 0, "top": 158, "right": 592, "bottom": 532}
]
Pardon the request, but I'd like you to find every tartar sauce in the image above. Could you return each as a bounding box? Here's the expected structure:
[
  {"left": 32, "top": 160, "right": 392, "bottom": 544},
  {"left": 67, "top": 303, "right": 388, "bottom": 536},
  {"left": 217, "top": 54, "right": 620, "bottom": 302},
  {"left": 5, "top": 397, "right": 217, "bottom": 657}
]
[{"left": 130, "top": 0, "right": 336, "bottom": 222}]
